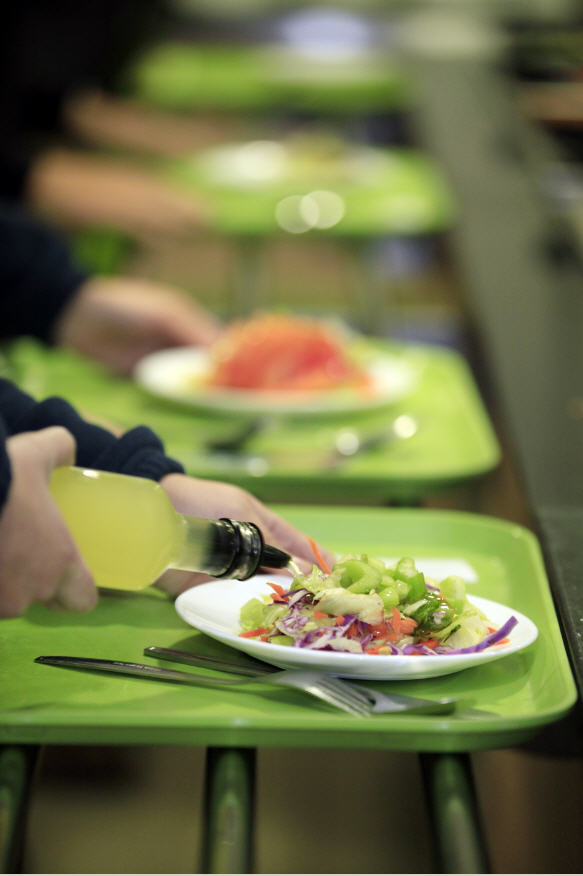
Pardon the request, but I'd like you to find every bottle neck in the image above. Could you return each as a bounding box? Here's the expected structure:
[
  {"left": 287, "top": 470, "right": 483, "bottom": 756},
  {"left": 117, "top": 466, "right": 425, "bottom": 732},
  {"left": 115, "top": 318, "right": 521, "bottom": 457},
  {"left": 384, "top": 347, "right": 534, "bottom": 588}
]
[{"left": 174, "top": 515, "right": 265, "bottom": 580}]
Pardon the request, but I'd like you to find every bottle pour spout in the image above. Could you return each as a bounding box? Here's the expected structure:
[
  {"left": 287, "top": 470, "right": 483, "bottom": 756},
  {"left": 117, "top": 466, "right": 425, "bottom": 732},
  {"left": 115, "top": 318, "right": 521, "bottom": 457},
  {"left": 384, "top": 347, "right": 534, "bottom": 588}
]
[{"left": 259, "top": 542, "right": 292, "bottom": 570}]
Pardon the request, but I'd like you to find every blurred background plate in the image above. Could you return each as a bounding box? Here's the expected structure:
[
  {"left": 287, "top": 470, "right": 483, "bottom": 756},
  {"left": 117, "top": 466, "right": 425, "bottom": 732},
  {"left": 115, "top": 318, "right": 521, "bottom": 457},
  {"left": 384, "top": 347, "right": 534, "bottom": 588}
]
[{"left": 133, "top": 344, "right": 417, "bottom": 415}]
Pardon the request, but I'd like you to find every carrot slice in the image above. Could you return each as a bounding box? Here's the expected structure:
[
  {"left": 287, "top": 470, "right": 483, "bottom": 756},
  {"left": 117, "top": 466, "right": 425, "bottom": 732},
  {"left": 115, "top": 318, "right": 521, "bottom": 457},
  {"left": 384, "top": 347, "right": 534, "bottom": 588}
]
[
  {"left": 239, "top": 626, "right": 270, "bottom": 638},
  {"left": 268, "top": 582, "right": 288, "bottom": 603},
  {"left": 269, "top": 582, "right": 286, "bottom": 596},
  {"left": 307, "top": 536, "right": 331, "bottom": 575}
]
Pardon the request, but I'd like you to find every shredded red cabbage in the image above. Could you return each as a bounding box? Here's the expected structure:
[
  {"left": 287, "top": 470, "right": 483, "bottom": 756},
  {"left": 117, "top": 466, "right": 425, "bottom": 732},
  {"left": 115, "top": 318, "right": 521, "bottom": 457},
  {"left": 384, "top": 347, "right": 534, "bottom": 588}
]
[{"left": 435, "top": 616, "right": 518, "bottom": 655}]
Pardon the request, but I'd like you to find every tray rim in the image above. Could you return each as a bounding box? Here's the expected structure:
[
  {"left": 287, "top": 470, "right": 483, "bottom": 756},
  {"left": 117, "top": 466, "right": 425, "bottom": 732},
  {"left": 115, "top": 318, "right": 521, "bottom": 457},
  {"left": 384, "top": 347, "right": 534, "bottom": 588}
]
[{"left": 0, "top": 506, "right": 576, "bottom": 752}]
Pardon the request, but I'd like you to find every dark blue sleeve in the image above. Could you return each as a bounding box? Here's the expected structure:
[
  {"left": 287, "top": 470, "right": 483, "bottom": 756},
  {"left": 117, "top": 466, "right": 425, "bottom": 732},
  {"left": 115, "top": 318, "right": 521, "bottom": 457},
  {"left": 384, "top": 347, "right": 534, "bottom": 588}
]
[
  {"left": 0, "top": 378, "right": 184, "bottom": 514},
  {"left": 0, "top": 416, "right": 10, "bottom": 512},
  {"left": 0, "top": 203, "right": 88, "bottom": 342}
]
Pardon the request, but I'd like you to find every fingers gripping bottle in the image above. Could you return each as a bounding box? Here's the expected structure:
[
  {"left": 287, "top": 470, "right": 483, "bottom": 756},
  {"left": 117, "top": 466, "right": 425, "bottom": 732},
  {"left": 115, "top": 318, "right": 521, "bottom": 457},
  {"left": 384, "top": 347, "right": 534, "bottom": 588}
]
[{"left": 50, "top": 466, "right": 290, "bottom": 591}]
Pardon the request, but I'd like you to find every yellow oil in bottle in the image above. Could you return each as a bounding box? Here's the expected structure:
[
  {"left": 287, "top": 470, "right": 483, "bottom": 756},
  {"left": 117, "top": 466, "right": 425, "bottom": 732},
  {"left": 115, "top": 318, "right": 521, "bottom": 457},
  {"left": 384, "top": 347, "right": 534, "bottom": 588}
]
[
  {"left": 49, "top": 467, "right": 188, "bottom": 591},
  {"left": 49, "top": 466, "right": 289, "bottom": 591}
]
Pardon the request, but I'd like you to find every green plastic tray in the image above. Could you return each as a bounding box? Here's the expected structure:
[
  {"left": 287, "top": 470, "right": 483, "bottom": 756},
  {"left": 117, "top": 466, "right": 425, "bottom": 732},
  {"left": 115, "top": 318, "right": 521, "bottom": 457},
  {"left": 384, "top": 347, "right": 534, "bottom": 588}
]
[
  {"left": 126, "top": 42, "right": 413, "bottom": 113},
  {"left": 0, "top": 338, "right": 500, "bottom": 503},
  {"left": 0, "top": 508, "right": 575, "bottom": 752},
  {"left": 165, "top": 145, "right": 456, "bottom": 236}
]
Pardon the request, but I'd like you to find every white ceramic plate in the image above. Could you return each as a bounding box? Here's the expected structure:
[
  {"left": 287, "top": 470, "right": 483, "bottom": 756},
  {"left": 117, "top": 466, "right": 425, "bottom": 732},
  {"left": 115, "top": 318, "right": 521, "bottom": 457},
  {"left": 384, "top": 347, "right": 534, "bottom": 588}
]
[
  {"left": 134, "top": 346, "right": 416, "bottom": 416},
  {"left": 175, "top": 571, "right": 538, "bottom": 680}
]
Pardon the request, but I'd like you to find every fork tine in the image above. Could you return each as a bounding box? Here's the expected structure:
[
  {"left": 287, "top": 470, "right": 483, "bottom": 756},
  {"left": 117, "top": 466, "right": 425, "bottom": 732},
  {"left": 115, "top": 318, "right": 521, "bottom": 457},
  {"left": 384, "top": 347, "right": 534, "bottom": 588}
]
[
  {"left": 271, "top": 672, "right": 370, "bottom": 716},
  {"left": 326, "top": 678, "right": 374, "bottom": 706},
  {"left": 304, "top": 682, "right": 370, "bottom": 717},
  {"left": 316, "top": 679, "right": 373, "bottom": 717}
]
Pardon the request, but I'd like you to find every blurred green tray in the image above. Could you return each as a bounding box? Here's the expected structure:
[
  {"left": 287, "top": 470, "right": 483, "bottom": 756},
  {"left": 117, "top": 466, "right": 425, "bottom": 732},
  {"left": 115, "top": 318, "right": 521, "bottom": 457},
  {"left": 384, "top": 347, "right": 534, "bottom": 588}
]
[
  {"left": 126, "top": 42, "right": 412, "bottom": 113},
  {"left": 0, "top": 337, "right": 499, "bottom": 504},
  {"left": 0, "top": 507, "right": 575, "bottom": 751},
  {"left": 164, "top": 144, "right": 456, "bottom": 236}
]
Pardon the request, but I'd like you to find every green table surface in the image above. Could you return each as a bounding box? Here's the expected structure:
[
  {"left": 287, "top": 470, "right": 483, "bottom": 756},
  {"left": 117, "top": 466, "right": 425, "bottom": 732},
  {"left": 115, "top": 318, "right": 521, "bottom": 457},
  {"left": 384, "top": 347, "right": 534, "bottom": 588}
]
[
  {"left": 1, "top": 338, "right": 500, "bottom": 504},
  {"left": 126, "top": 41, "right": 413, "bottom": 114},
  {"left": 165, "top": 145, "right": 456, "bottom": 236},
  {"left": 0, "top": 507, "right": 575, "bottom": 752}
]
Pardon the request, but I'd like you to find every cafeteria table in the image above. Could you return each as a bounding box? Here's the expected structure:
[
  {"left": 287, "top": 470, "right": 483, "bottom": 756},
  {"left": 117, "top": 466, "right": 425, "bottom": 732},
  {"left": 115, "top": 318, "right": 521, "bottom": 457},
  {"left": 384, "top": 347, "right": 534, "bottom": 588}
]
[{"left": 0, "top": 506, "right": 576, "bottom": 873}]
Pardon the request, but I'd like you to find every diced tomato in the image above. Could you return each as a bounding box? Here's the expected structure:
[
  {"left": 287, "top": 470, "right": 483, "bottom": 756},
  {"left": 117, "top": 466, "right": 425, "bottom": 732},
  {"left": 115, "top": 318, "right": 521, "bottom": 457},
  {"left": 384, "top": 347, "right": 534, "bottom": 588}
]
[
  {"left": 391, "top": 606, "right": 402, "bottom": 635},
  {"left": 400, "top": 616, "right": 419, "bottom": 635},
  {"left": 369, "top": 621, "right": 391, "bottom": 640},
  {"left": 418, "top": 638, "right": 438, "bottom": 650}
]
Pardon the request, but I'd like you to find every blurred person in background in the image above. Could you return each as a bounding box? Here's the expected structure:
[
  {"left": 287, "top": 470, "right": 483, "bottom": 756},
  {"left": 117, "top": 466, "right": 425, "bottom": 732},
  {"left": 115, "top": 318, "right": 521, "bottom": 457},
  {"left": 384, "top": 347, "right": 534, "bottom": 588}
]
[
  {"left": 0, "top": 0, "right": 224, "bottom": 241},
  {"left": 0, "top": 203, "right": 222, "bottom": 374},
  {"left": 0, "top": 204, "right": 332, "bottom": 618}
]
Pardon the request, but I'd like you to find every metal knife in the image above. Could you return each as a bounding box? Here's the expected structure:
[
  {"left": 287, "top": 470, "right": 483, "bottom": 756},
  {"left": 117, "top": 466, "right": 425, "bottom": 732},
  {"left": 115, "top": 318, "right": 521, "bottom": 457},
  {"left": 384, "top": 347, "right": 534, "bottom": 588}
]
[{"left": 34, "top": 655, "right": 252, "bottom": 687}]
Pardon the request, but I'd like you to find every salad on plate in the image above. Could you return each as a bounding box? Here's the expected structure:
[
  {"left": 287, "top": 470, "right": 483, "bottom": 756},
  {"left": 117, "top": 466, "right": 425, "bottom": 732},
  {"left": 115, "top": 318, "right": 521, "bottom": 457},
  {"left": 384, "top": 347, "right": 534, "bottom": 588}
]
[{"left": 239, "top": 550, "right": 518, "bottom": 657}]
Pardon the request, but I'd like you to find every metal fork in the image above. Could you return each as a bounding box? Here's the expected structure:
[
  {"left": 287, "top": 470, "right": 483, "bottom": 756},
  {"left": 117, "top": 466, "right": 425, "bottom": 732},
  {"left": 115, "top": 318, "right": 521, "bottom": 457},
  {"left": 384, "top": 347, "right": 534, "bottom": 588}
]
[
  {"left": 34, "top": 655, "right": 372, "bottom": 717},
  {"left": 144, "top": 646, "right": 457, "bottom": 716}
]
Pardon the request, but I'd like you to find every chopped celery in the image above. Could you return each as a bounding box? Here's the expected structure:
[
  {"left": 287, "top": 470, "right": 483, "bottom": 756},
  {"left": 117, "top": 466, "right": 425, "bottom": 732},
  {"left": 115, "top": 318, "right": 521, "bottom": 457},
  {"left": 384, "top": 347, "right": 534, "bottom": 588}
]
[
  {"left": 378, "top": 584, "right": 400, "bottom": 609},
  {"left": 335, "top": 557, "right": 382, "bottom": 593},
  {"left": 438, "top": 575, "right": 467, "bottom": 614},
  {"left": 392, "top": 557, "right": 427, "bottom": 602},
  {"left": 270, "top": 634, "right": 293, "bottom": 646}
]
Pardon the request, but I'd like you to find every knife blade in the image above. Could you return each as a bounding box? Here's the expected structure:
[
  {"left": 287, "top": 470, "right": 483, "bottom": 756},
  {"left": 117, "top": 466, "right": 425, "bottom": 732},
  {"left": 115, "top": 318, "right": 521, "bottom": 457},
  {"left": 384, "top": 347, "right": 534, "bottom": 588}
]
[{"left": 34, "top": 655, "right": 246, "bottom": 687}]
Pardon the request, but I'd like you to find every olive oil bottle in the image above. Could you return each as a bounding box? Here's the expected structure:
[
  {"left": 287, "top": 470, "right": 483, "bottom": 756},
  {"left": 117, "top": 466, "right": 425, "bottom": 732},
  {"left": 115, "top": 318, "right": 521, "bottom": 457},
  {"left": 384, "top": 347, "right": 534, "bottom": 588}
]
[{"left": 50, "top": 466, "right": 289, "bottom": 590}]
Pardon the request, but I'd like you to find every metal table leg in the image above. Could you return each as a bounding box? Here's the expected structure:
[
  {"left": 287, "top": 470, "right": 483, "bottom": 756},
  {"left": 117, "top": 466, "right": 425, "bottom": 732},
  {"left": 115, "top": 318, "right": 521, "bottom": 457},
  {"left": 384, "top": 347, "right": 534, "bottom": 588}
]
[
  {"left": 420, "top": 752, "right": 490, "bottom": 874},
  {"left": 0, "top": 745, "right": 39, "bottom": 874},
  {"left": 201, "top": 747, "right": 256, "bottom": 874}
]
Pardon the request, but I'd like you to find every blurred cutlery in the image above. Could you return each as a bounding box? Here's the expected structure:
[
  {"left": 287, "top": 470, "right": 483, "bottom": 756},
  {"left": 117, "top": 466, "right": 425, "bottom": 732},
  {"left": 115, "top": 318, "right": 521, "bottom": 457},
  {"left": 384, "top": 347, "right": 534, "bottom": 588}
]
[{"left": 202, "top": 414, "right": 418, "bottom": 472}]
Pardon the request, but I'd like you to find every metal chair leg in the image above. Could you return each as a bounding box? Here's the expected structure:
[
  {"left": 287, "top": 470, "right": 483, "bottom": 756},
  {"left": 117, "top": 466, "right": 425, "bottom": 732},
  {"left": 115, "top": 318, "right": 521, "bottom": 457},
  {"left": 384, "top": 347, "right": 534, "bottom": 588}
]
[
  {"left": 201, "top": 747, "right": 256, "bottom": 874},
  {"left": 0, "top": 745, "right": 39, "bottom": 874},
  {"left": 420, "top": 752, "right": 490, "bottom": 874}
]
